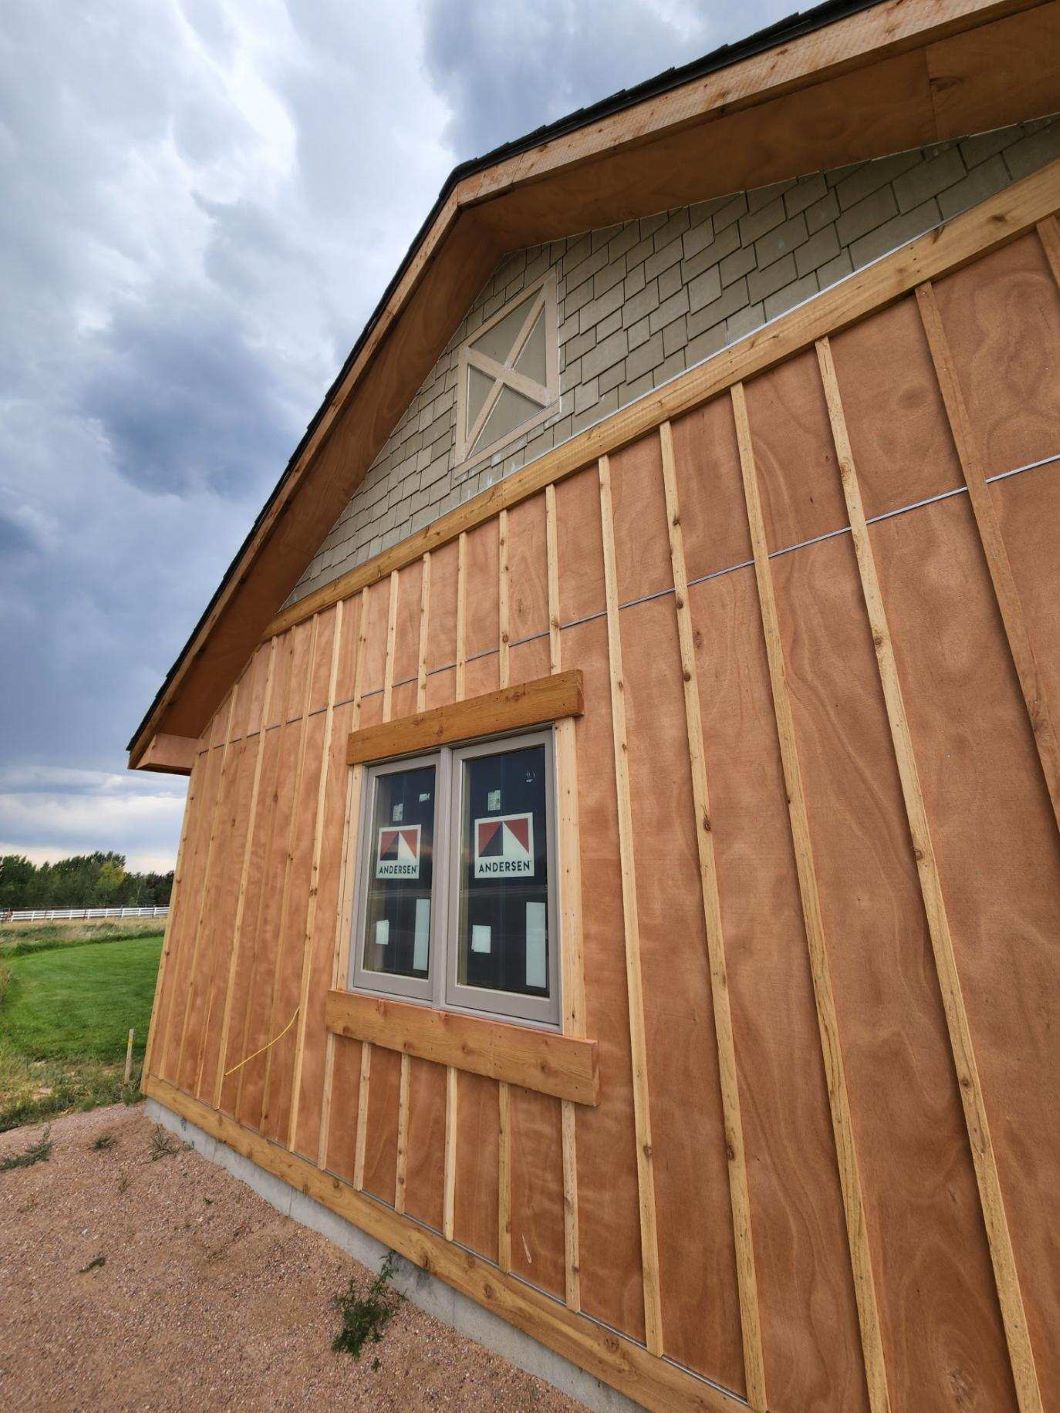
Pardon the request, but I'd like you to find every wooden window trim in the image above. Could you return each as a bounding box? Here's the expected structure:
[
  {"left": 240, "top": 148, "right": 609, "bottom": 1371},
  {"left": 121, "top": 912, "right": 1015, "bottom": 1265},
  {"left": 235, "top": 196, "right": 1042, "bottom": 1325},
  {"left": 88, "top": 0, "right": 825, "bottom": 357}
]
[
  {"left": 324, "top": 989, "right": 598, "bottom": 1106},
  {"left": 346, "top": 670, "right": 583, "bottom": 765}
]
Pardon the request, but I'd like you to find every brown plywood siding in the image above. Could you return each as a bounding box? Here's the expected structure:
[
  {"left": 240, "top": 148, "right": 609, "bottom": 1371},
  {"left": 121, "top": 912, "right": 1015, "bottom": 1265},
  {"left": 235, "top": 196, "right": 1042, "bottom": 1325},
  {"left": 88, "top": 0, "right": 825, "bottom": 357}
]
[{"left": 145, "top": 215, "right": 1060, "bottom": 1413}]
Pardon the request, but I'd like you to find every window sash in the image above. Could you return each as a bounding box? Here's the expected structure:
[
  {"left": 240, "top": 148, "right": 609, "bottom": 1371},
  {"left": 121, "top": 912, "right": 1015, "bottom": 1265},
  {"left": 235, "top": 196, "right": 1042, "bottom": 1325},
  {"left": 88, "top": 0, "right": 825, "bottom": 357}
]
[
  {"left": 347, "top": 729, "right": 560, "bottom": 1029},
  {"left": 349, "top": 750, "right": 448, "bottom": 1005},
  {"left": 444, "top": 731, "right": 559, "bottom": 1026}
]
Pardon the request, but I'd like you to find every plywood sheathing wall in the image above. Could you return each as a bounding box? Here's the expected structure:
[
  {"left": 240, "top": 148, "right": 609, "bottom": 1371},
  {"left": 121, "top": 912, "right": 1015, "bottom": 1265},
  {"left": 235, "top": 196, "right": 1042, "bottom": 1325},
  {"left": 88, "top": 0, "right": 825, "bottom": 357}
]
[{"left": 145, "top": 188, "right": 1060, "bottom": 1413}]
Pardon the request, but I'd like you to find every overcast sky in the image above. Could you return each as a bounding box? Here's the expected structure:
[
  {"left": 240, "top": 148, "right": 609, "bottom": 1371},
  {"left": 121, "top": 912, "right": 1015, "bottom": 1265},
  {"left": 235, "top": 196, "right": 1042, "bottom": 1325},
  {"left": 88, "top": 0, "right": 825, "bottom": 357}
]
[{"left": 0, "top": 0, "right": 790, "bottom": 872}]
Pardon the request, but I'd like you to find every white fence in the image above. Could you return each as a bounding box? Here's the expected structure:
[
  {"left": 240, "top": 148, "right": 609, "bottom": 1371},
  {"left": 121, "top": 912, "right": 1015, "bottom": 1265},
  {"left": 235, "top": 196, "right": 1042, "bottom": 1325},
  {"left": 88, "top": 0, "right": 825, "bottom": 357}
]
[{"left": 0, "top": 905, "right": 169, "bottom": 923}]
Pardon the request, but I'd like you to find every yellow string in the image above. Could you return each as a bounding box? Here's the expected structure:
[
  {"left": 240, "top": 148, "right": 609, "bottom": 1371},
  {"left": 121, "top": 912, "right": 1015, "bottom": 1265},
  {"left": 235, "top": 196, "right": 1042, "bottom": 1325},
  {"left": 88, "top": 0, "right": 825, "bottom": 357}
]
[{"left": 223, "top": 1007, "right": 300, "bottom": 1077}]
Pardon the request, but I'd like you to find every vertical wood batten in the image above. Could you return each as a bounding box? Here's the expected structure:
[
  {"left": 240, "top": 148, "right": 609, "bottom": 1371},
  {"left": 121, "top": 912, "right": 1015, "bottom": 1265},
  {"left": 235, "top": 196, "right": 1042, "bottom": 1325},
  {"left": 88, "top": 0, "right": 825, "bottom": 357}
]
[
  {"left": 659, "top": 420, "right": 766, "bottom": 1409},
  {"left": 915, "top": 283, "right": 1060, "bottom": 832},
  {"left": 232, "top": 672, "right": 290, "bottom": 1119},
  {"left": 287, "top": 602, "right": 345, "bottom": 1149},
  {"left": 353, "top": 571, "right": 400, "bottom": 1190},
  {"left": 815, "top": 337, "right": 1044, "bottom": 1413},
  {"left": 153, "top": 749, "right": 215, "bottom": 1082},
  {"left": 318, "top": 587, "right": 371, "bottom": 1168},
  {"left": 143, "top": 752, "right": 201, "bottom": 1079},
  {"left": 260, "top": 615, "right": 321, "bottom": 1126},
  {"left": 394, "top": 556, "right": 431, "bottom": 1215},
  {"left": 443, "top": 534, "right": 468, "bottom": 1241},
  {"left": 214, "top": 640, "right": 279, "bottom": 1104},
  {"left": 1036, "top": 214, "right": 1060, "bottom": 285},
  {"left": 730, "top": 382, "right": 890, "bottom": 1413},
  {"left": 497, "top": 509, "right": 513, "bottom": 1274},
  {"left": 171, "top": 687, "right": 239, "bottom": 1082},
  {"left": 547, "top": 481, "right": 584, "bottom": 1313},
  {"left": 598, "top": 453, "right": 664, "bottom": 1357}
]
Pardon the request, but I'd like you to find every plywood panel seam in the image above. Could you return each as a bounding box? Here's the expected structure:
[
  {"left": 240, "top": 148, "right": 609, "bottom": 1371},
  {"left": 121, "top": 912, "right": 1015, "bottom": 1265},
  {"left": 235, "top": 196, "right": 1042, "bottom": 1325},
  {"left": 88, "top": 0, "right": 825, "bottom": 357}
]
[
  {"left": 288, "top": 602, "right": 345, "bottom": 1151},
  {"left": 915, "top": 279, "right": 1060, "bottom": 831},
  {"left": 213, "top": 640, "right": 280, "bottom": 1104},
  {"left": 599, "top": 452, "right": 665, "bottom": 1357},
  {"left": 547, "top": 481, "right": 585, "bottom": 1313},
  {"left": 171, "top": 687, "right": 239, "bottom": 1081},
  {"left": 318, "top": 586, "right": 371, "bottom": 1169},
  {"left": 731, "top": 380, "right": 891, "bottom": 1413},
  {"left": 816, "top": 336, "right": 1044, "bottom": 1413},
  {"left": 659, "top": 418, "right": 767, "bottom": 1409}
]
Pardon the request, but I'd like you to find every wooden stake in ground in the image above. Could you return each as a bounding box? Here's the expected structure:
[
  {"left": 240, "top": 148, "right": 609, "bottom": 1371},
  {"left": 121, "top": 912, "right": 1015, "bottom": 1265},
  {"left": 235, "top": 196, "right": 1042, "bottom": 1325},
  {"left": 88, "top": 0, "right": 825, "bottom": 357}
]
[{"left": 124, "top": 1029, "right": 135, "bottom": 1087}]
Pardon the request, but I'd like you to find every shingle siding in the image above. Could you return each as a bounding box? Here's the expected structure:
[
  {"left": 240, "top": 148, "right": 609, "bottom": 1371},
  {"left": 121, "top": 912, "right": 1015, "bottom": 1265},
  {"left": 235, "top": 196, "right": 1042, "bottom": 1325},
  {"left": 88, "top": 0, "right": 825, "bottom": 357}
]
[{"left": 288, "top": 115, "right": 1059, "bottom": 605}]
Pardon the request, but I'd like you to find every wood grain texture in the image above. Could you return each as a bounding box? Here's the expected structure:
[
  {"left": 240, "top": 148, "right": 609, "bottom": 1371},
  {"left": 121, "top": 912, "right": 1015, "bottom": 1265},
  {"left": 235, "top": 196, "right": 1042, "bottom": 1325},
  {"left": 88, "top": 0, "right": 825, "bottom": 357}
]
[
  {"left": 598, "top": 452, "right": 664, "bottom": 1357},
  {"left": 359, "top": 572, "right": 403, "bottom": 1204},
  {"left": 319, "top": 588, "right": 371, "bottom": 1173},
  {"left": 870, "top": 489, "right": 1060, "bottom": 1405},
  {"left": 172, "top": 690, "right": 239, "bottom": 1086},
  {"left": 191, "top": 737, "right": 258, "bottom": 1104},
  {"left": 400, "top": 548, "right": 447, "bottom": 1230},
  {"left": 137, "top": 732, "right": 197, "bottom": 774},
  {"left": 1037, "top": 212, "right": 1060, "bottom": 283},
  {"left": 346, "top": 671, "right": 583, "bottom": 764},
  {"left": 547, "top": 481, "right": 584, "bottom": 1312},
  {"left": 217, "top": 727, "right": 283, "bottom": 1117},
  {"left": 554, "top": 472, "right": 643, "bottom": 1341},
  {"left": 610, "top": 432, "right": 743, "bottom": 1385},
  {"left": 916, "top": 279, "right": 1060, "bottom": 828},
  {"left": 817, "top": 334, "right": 1041, "bottom": 1413},
  {"left": 660, "top": 420, "right": 766, "bottom": 1407},
  {"left": 143, "top": 752, "right": 202, "bottom": 1079},
  {"left": 213, "top": 640, "right": 278, "bottom": 1106},
  {"left": 259, "top": 615, "right": 321, "bottom": 1132},
  {"left": 287, "top": 602, "right": 344, "bottom": 1150},
  {"left": 770, "top": 517, "right": 1016, "bottom": 1406},
  {"left": 687, "top": 564, "right": 870, "bottom": 1412},
  {"left": 503, "top": 500, "right": 566, "bottom": 1300},
  {"left": 324, "top": 992, "right": 598, "bottom": 1106},
  {"left": 731, "top": 381, "right": 892, "bottom": 1413}
]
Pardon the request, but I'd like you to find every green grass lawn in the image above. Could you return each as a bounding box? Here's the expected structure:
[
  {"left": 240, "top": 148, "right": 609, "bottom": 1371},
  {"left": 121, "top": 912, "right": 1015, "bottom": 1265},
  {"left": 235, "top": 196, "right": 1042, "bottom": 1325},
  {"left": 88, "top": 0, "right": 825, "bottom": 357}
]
[{"left": 0, "top": 933, "right": 162, "bottom": 1130}]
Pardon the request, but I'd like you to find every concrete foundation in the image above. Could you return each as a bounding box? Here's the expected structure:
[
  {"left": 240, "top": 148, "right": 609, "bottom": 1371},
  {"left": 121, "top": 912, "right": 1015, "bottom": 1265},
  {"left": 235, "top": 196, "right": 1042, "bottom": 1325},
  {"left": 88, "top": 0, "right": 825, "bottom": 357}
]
[{"left": 146, "top": 1098, "right": 640, "bottom": 1412}]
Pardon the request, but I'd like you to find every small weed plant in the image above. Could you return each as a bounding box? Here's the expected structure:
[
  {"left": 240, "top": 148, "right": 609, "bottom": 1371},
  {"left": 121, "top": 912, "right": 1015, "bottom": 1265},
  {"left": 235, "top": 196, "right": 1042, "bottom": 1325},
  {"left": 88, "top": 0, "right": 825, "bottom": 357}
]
[
  {"left": 92, "top": 1132, "right": 115, "bottom": 1151},
  {"left": 1, "top": 1126, "right": 53, "bottom": 1171},
  {"left": 149, "top": 1125, "right": 182, "bottom": 1161},
  {"left": 332, "top": 1252, "right": 403, "bottom": 1359}
]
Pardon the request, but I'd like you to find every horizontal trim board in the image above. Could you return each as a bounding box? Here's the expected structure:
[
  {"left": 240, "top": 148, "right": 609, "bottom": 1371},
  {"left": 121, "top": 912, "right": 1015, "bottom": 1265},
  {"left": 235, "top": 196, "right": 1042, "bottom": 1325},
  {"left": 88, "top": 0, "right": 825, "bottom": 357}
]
[
  {"left": 325, "top": 990, "right": 598, "bottom": 1106},
  {"left": 346, "top": 670, "right": 584, "bottom": 764},
  {"left": 264, "top": 158, "right": 1060, "bottom": 642},
  {"left": 142, "top": 1077, "right": 734, "bottom": 1411}
]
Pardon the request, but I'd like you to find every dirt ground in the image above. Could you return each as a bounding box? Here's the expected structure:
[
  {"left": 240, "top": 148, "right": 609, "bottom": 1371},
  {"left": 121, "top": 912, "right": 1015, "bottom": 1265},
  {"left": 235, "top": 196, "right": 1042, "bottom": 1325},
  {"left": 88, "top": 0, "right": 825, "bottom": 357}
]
[{"left": 0, "top": 1104, "right": 586, "bottom": 1411}]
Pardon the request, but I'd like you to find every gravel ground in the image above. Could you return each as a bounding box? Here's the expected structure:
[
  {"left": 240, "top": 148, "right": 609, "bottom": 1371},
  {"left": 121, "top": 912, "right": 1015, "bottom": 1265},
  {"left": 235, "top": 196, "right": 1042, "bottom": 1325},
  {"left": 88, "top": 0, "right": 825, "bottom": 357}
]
[{"left": 0, "top": 1104, "right": 585, "bottom": 1411}]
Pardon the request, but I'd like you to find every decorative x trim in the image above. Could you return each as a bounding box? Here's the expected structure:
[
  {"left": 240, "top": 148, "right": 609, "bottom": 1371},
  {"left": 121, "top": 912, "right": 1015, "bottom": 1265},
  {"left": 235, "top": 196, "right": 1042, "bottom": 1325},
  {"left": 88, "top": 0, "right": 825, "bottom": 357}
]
[{"left": 456, "top": 275, "right": 558, "bottom": 465}]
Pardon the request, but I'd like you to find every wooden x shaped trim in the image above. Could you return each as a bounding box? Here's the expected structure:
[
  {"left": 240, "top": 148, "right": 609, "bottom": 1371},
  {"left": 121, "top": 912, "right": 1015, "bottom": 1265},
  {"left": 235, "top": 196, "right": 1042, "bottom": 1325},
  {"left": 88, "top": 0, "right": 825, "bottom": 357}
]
[{"left": 456, "top": 275, "right": 559, "bottom": 464}]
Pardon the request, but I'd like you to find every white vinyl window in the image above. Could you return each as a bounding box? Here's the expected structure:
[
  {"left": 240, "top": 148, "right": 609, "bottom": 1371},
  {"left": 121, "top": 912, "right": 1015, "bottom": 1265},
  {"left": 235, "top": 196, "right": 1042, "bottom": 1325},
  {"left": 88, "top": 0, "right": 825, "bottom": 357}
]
[
  {"left": 455, "top": 275, "right": 558, "bottom": 468},
  {"left": 349, "top": 730, "right": 559, "bottom": 1028}
]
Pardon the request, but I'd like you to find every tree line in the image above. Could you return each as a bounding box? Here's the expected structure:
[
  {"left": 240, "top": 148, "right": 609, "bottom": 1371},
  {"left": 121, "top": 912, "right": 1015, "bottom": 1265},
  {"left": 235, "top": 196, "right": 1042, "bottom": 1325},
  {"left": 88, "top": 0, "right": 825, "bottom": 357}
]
[{"left": 0, "top": 853, "right": 173, "bottom": 910}]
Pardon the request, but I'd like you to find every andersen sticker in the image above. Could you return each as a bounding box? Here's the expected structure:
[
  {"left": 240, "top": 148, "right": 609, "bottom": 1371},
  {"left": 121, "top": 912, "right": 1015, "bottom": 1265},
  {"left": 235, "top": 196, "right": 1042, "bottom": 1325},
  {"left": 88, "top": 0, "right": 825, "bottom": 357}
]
[
  {"left": 376, "top": 824, "right": 421, "bottom": 879},
  {"left": 474, "top": 812, "right": 534, "bottom": 878}
]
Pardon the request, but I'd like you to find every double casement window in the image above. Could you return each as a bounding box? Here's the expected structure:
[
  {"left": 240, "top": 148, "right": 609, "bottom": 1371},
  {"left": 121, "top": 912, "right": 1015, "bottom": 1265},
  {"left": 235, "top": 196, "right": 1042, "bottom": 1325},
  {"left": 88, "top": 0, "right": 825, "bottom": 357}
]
[{"left": 349, "top": 730, "right": 559, "bottom": 1028}]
